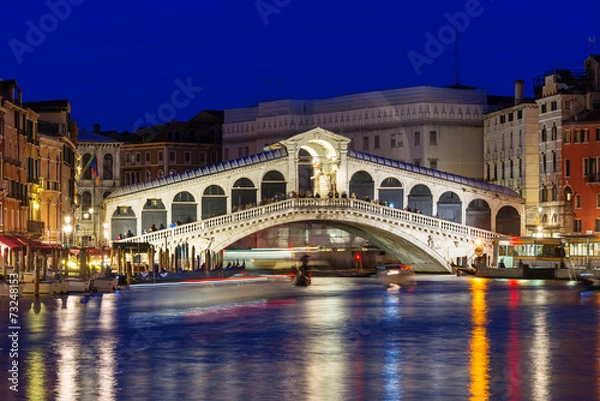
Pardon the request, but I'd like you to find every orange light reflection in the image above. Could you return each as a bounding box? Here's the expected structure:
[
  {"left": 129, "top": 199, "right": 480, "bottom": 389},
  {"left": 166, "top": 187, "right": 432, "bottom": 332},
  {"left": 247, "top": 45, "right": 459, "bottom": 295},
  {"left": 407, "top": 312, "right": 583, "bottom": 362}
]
[{"left": 469, "top": 279, "right": 489, "bottom": 401}]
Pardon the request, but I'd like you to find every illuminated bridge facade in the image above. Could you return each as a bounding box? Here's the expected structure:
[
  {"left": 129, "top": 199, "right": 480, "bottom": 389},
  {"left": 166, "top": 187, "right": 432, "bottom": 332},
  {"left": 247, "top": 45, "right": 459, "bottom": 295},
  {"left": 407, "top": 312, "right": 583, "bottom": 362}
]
[{"left": 104, "top": 128, "right": 524, "bottom": 273}]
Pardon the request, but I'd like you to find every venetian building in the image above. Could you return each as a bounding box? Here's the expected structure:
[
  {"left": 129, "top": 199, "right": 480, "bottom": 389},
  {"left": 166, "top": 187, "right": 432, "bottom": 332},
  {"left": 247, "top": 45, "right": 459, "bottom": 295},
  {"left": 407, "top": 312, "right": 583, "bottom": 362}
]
[
  {"left": 77, "top": 125, "right": 122, "bottom": 247},
  {"left": 484, "top": 81, "right": 540, "bottom": 235},
  {"left": 0, "top": 79, "right": 41, "bottom": 237},
  {"left": 223, "top": 86, "right": 488, "bottom": 180},
  {"left": 24, "top": 100, "right": 78, "bottom": 244},
  {"left": 535, "top": 55, "right": 600, "bottom": 236}
]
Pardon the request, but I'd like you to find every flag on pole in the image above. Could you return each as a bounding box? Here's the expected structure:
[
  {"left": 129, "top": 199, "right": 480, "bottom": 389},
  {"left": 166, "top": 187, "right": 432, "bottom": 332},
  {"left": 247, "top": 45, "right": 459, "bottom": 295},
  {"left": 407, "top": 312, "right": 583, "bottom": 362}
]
[{"left": 89, "top": 153, "right": 100, "bottom": 185}]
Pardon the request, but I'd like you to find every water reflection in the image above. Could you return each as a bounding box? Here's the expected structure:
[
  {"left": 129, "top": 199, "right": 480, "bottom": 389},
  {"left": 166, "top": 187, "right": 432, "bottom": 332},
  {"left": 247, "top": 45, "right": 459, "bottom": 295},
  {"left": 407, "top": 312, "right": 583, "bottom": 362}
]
[
  {"left": 469, "top": 278, "right": 489, "bottom": 401},
  {"left": 56, "top": 296, "right": 82, "bottom": 401},
  {"left": 531, "top": 309, "right": 550, "bottom": 400}
]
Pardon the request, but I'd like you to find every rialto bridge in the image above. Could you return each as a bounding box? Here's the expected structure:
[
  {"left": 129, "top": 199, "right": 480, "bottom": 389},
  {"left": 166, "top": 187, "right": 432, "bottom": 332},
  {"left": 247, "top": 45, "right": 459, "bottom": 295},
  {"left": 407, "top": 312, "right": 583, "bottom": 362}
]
[{"left": 104, "top": 128, "right": 524, "bottom": 273}]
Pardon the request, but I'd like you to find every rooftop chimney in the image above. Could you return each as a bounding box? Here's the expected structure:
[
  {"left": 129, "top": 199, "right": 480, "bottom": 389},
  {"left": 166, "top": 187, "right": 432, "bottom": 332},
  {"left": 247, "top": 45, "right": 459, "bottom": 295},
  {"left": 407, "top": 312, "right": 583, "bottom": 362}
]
[
  {"left": 514, "top": 80, "right": 524, "bottom": 105},
  {"left": 17, "top": 89, "right": 22, "bottom": 105}
]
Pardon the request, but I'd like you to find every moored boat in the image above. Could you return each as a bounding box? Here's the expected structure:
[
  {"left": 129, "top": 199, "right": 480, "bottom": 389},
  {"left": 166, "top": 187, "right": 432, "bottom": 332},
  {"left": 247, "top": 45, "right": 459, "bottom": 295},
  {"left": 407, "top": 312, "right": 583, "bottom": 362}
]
[{"left": 66, "top": 278, "right": 91, "bottom": 293}]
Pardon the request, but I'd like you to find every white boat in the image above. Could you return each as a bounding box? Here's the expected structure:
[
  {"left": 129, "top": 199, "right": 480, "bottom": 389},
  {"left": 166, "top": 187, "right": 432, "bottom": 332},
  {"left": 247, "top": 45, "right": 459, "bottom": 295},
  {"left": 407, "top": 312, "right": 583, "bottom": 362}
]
[
  {"left": 22, "top": 280, "right": 61, "bottom": 296},
  {"left": 65, "top": 278, "right": 91, "bottom": 293},
  {"left": 91, "top": 277, "right": 118, "bottom": 292}
]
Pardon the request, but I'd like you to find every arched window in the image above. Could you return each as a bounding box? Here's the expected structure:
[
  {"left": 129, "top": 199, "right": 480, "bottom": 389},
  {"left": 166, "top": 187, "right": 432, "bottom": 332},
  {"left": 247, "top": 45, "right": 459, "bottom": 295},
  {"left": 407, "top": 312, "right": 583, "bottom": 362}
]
[
  {"left": 145, "top": 170, "right": 151, "bottom": 181},
  {"left": 82, "top": 153, "right": 92, "bottom": 180},
  {"left": 541, "top": 125, "right": 547, "bottom": 142},
  {"left": 103, "top": 154, "right": 113, "bottom": 179}
]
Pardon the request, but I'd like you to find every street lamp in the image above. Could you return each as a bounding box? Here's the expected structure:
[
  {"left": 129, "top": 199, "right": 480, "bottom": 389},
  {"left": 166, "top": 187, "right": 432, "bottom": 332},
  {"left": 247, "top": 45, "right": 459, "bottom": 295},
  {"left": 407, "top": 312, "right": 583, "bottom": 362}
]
[{"left": 63, "top": 216, "right": 73, "bottom": 247}]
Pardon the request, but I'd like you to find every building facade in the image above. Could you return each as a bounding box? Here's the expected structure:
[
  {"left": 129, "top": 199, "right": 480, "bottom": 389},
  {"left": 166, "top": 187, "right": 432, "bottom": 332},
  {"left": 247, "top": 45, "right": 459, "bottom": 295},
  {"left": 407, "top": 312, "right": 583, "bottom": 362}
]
[
  {"left": 223, "top": 86, "right": 488, "bottom": 179},
  {"left": 484, "top": 81, "right": 541, "bottom": 235},
  {"left": 561, "top": 110, "right": 600, "bottom": 234}
]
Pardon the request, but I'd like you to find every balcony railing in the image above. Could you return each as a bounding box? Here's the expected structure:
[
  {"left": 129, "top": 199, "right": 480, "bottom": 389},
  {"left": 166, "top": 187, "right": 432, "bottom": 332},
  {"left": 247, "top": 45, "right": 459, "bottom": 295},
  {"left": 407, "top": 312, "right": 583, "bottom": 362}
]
[{"left": 27, "top": 220, "right": 45, "bottom": 238}]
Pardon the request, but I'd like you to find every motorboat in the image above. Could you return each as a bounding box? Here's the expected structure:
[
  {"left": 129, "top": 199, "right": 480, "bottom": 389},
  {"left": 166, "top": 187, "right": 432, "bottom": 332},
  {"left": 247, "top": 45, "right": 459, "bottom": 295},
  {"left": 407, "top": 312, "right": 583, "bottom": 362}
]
[
  {"left": 65, "top": 278, "right": 91, "bottom": 293},
  {"left": 22, "top": 280, "right": 61, "bottom": 296},
  {"left": 376, "top": 264, "right": 416, "bottom": 287},
  {"left": 91, "top": 276, "right": 118, "bottom": 292}
]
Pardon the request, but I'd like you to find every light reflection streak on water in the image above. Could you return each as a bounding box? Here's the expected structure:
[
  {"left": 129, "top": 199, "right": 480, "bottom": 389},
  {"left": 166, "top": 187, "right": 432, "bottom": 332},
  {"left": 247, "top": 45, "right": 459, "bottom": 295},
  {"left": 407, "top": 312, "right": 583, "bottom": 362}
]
[
  {"left": 383, "top": 295, "right": 402, "bottom": 400},
  {"left": 507, "top": 282, "right": 522, "bottom": 400},
  {"left": 530, "top": 309, "right": 550, "bottom": 400},
  {"left": 305, "top": 295, "right": 348, "bottom": 401},
  {"left": 97, "top": 295, "right": 117, "bottom": 401},
  {"left": 25, "top": 301, "right": 48, "bottom": 401},
  {"left": 56, "top": 296, "right": 81, "bottom": 401},
  {"left": 469, "top": 279, "right": 489, "bottom": 401}
]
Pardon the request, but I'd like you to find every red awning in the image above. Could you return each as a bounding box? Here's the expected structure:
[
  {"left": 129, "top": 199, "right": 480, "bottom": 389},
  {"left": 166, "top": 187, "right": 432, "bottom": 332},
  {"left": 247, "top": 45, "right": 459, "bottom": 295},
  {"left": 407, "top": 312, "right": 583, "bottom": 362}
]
[{"left": 0, "top": 235, "right": 25, "bottom": 248}]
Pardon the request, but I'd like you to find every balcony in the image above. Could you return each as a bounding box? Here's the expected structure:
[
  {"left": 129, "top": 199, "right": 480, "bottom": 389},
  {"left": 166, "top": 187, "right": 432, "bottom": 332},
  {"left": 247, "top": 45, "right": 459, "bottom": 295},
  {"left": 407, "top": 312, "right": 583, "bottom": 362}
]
[
  {"left": 27, "top": 220, "right": 45, "bottom": 239},
  {"left": 586, "top": 173, "right": 600, "bottom": 185}
]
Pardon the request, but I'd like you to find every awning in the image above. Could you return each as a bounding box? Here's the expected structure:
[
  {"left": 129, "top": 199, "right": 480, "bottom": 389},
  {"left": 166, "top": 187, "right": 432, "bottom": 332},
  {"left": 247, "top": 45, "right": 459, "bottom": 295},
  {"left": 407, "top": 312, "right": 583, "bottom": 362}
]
[{"left": 0, "top": 235, "right": 25, "bottom": 248}]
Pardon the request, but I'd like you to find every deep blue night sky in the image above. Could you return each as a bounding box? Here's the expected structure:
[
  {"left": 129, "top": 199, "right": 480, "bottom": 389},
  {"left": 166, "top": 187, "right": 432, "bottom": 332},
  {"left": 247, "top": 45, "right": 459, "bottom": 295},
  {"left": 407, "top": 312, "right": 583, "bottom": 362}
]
[{"left": 1, "top": 0, "right": 598, "bottom": 132}]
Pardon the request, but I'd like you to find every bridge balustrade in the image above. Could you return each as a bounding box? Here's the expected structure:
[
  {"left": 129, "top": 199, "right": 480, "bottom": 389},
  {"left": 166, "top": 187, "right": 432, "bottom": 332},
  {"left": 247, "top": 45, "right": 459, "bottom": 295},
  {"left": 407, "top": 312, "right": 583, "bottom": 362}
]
[{"left": 119, "top": 198, "right": 496, "bottom": 246}]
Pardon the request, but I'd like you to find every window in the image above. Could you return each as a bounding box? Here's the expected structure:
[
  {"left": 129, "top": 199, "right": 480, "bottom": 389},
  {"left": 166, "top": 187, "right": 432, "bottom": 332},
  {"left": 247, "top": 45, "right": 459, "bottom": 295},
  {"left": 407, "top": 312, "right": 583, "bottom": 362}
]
[
  {"left": 542, "top": 153, "right": 547, "bottom": 174},
  {"left": 145, "top": 170, "right": 151, "bottom": 181},
  {"left": 363, "top": 136, "right": 369, "bottom": 150},
  {"left": 169, "top": 151, "right": 175, "bottom": 162},
  {"left": 552, "top": 151, "right": 556, "bottom": 172},
  {"left": 597, "top": 193, "right": 600, "bottom": 208},
  {"left": 158, "top": 169, "right": 164, "bottom": 178},
  {"left": 429, "top": 159, "right": 438, "bottom": 169},
  {"left": 125, "top": 153, "right": 131, "bottom": 164},
  {"left": 136, "top": 153, "right": 141, "bottom": 164},
  {"left": 595, "top": 219, "right": 600, "bottom": 233},
  {"left": 510, "top": 160, "right": 514, "bottom": 178},
  {"left": 103, "top": 154, "right": 113, "bottom": 180},
  {"left": 583, "top": 129, "right": 590, "bottom": 143},
  {"left": 517, "top": 110, "right": 523, "bottom": 119},
  {"left": 551, "top": 123, "right": 557, "bottom": 140},
  {"left": 398, "top": 132, "right": 404, "bottom": 147},
  {"left": 501, "top": 161, "right": 505, "bottom": 179},
  {"left": 574, "top": 219, "right": 582, "bottom": 233},
  {"left": 596, "top": 128, "right": 600, "bottom": 142},
  {"left": 564, "top": 130, "right": 571, "bottom": 143},
  {"left": 391, "top": 134, "right": 397, "bottom": 148},
  {"left": 541, "top": 104, "right": 547, "bottom": 113},
  {"left": 575, "top": 194, "right": 582, "bottom": 209},
  {"left": 238, "top": 147, "right": 243, "bottom": 158},
  {"left": 500, "top": 115, "right": 506, "bottom": 124},
  {"left": 199, "top": 152, "right": 206, "bottom": 163},
  {"left": 158, "top": 152, "right": 163, "bottom": 162},
  {"left": 508, "top": 112, "right": 514, "bottom": 122},
  {"left": 212, "top": 151, "right": 218, "bottom": 163},
  {"left": 374, "top": 135, "right": 380, "bottom": 149},
  {"left": 574, "top": 129, "right": 581, "bottom": 143},
  {"left": 414, "top": 159, "right": 421, "bottom": 166},
  {"left": 414, "top": 131, "right": 420, "bottom": 146},
  {"left": 551, "top": 101, "right": 557, "bottom": 111},
  {"left": 565, "top": 159, "right": 571, "bottom": 177},
  {"left": 244, "top": 147, "right": 249, "bottom": 157},
  {"left": 184, "top": 152, "right": 191, "bottom": 164},
  {"left": 429, "top": 131, "right": 437, "bottom": 145},
  {"left": 541, "top": 125, "right": 547, "bottom": 142}
]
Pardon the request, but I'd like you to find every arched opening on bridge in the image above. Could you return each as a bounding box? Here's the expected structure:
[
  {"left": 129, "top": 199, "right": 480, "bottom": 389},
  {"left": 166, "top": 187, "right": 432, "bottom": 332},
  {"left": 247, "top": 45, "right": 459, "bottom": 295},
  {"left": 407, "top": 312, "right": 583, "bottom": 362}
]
[
  {"left": 496, "top": 206, "right": 521, "bottom": 236},
  {"left": 232, "top": 178, "right": 257, "bottom": 211},
  {"left": 261, "top": 171, "right": 286, "bottom": 203},
  {"left": 142, "top": 198, "right": 167, "bottom": 232},
  {"left": 297, "top": 149, "right": 314, "bottom": 196},
  {"left": 378, "top": 177, "right": 403, "bottom": 208},
  {"left": 349, "top": 171, "right": 374, "bottom": 200},
  {"left": 111, "top": 206, "right": 136, "bottom": 240},
  {"left": 465, "top": 199, "right": 491, "bottom": 231},
  {"left": 407, "top": 184, "right": 433, "bottom": 215},
  {"left": 172, "top": 191, "right": 197, "bottom": 225},
  {"left": 202, "top": 185, "right": 227, "bottom": 219},
  {"left": 437, "top": 191, "right": 462, "bottom": 223}
]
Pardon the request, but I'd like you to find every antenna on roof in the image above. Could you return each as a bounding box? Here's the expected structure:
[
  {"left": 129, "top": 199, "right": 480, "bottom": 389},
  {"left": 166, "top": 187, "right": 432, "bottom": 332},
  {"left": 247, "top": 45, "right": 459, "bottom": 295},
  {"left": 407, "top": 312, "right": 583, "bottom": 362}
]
[{"left": 454, "top": 31, "right": 460, "bottom": 86}]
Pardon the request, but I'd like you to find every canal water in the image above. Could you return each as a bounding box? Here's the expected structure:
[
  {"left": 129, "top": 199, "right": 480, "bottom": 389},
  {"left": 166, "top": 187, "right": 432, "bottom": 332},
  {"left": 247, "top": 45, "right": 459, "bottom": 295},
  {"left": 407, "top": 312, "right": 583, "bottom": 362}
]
[{"left": 1, "top": 276, "right": 599, "bottom": 401}]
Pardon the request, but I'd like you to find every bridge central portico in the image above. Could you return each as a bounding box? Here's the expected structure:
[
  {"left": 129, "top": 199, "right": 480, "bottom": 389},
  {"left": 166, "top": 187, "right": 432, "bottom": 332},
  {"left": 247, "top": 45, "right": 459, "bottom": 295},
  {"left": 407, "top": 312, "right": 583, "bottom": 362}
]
[{"left": 104, "top": 127, "right": 524, "bottom": 272}]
